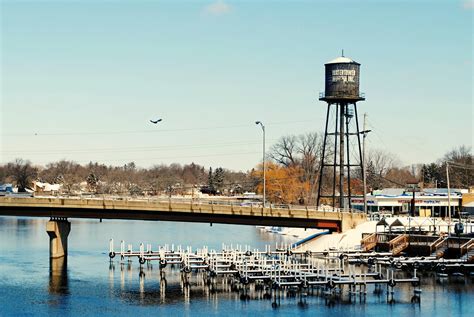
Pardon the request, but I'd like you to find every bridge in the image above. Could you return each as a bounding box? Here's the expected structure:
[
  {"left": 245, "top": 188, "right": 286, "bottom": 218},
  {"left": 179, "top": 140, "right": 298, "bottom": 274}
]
[{"left": 0, "top": 196, "right": 367, "bottom": 258}]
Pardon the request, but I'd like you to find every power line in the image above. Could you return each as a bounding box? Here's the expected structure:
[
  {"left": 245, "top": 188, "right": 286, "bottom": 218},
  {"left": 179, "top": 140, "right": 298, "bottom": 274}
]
[
  {"left": 446, "top": 161, "right": 474, "bottom": 170},
  {"left": 1, "top": 139, "right": 279, "bottom": 155},
  {"left": 2, "top": 119, "right": 316, "bottom": 137}
]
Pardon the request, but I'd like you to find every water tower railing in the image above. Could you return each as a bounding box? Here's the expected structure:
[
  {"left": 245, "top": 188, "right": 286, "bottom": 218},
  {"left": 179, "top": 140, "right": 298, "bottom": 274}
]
[{"left": 318, "top": 92, "right": 365, "bottom": 99}]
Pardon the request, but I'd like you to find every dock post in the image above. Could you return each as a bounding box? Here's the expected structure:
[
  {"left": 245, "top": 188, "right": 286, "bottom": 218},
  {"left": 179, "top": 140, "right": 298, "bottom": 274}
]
[{"left": 46, "top": 218, "right": 71, "bottom": 258}]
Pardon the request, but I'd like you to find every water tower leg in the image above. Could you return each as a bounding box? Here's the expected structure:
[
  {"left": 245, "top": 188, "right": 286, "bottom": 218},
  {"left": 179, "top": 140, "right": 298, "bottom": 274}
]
[{"left": 46, "top": 218, "right": 71, "bottom": 258}]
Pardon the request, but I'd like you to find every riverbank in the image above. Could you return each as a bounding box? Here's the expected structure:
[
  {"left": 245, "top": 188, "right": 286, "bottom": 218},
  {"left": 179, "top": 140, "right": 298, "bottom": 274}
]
[{"left": 294, "top": 216, "right": 474, "bottom": 252}]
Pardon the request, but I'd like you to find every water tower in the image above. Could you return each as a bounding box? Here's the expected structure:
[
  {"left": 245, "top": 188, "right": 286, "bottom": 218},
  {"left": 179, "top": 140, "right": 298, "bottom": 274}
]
[{"left": 316, "top": 53, "right": 365, "bottom": 209}]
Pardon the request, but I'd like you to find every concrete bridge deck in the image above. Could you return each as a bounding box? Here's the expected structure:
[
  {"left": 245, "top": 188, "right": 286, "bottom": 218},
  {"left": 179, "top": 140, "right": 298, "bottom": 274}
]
[{"left": 0, "top": 196, "right": 366, "bottom": 232}]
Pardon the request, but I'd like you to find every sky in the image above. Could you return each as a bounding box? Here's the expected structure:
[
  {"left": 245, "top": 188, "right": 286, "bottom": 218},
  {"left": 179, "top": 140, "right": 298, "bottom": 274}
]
[{"left": 0, "top": 0, "right": 472, "bottom": 172}]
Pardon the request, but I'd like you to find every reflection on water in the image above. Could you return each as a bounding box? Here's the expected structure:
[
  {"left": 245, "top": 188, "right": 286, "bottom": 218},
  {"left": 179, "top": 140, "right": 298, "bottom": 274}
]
[
  {"left": 109, "top": 261, "right": 254, "bottom": 306},
  {"left": 106, "top": 260, "right": 474, "bottom": 310},
  {"left": 49, "top": 257, "right": 69, "bottom": 295}
]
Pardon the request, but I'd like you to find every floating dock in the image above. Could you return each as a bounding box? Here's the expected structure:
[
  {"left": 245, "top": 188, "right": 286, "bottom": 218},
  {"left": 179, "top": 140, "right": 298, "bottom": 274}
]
[{"left": 108, "top": 239, "right": 425, "bottom": 305}]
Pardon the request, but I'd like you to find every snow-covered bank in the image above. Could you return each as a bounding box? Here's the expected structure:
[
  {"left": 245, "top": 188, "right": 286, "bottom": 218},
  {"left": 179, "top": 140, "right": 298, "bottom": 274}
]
[
  {"left": 257, "top": 226, "right": 328, "bottom": 239},
  {"left": 293, "top": 216, "right": 474, "bottom": 252},
  {"left": 293, "top": 221, "right": 377, "bottom": 252}
]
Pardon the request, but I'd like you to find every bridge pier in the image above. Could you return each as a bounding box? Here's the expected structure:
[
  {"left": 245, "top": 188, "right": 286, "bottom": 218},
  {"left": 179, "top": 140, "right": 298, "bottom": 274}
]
[
  {"left": 49, "top": 256, "right": 69, "bottom": 294},
  {"left": 46, "top": 218, "right": 71, "bottom": 258}
]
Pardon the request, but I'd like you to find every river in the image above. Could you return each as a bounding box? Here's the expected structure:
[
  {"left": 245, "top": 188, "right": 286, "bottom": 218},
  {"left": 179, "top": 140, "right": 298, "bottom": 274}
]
[{"left": 0, "top": 217, "right": 472, "bottom": 316}]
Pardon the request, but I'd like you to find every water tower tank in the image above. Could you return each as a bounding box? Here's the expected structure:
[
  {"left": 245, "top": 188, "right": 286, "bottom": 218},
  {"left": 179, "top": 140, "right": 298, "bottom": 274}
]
[{"left": 322, "top": 56, "right": 362, "bottom": 102}]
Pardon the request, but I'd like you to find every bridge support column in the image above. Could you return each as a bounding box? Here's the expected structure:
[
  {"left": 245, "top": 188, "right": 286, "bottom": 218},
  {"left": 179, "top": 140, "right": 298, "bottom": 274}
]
[{"left": 46, "top": 218, "right": 71, "bottom": 258}]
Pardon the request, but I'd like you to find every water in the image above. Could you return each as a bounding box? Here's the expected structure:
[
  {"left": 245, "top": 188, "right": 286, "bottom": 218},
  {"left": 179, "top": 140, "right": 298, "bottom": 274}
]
[{"left": 0, "top": 216, "right": 473, "bottom": 316}]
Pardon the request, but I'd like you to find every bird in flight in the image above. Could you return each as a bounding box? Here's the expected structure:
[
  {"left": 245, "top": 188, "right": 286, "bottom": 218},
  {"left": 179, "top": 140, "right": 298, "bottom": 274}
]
[{"left": 150, "top": 118, "right": 162, "bottom": 124}]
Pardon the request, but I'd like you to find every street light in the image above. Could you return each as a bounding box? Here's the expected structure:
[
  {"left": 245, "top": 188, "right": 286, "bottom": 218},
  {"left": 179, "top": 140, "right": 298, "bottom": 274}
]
[
  {"left": 255, "top": 121, "right": 266, "bottom": 208},
  {"left": 360, "top": 113, "right": 371, "bottom": 214},
  {"left": 446, "top": 162, "right": 451, "bottom": 236}
]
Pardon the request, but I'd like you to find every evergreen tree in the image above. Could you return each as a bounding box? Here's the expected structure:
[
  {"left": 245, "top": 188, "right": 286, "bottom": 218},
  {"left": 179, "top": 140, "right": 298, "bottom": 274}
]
[
  {"left": 214, "top": 167, "right": 225, "bottom": 192},
  {"left": 208, "top": 167, "right": 215, "bottom": 191}
]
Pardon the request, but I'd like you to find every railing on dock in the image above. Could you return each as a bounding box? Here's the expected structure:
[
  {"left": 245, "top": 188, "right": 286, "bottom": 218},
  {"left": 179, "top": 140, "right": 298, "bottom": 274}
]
[
  {"left": 460, "top": 239, "right": 474, "bottom": 262},
  {"left": 408, "top": 234, "right": 440, "bottom": 246},
  {"left": 361, "top": 233, "right": 377, "bottom": 251},
  {"left": 430, "top": 236, "right": 446, "bottom": 257},
  {"left": 389, "top": 234, "right": 409, "bottom": 255}
]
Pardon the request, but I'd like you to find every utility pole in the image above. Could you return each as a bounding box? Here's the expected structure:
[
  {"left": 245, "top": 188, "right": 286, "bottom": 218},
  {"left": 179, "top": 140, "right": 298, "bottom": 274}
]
[
  {"left": 362, "top": 113, "right": 368, "bottom": 214},
  {"left": 446, "top": 162, "right": 451, "bottom": 236},
  {"left": 263, "top": 125, "right": 266, "bottom": 208}
]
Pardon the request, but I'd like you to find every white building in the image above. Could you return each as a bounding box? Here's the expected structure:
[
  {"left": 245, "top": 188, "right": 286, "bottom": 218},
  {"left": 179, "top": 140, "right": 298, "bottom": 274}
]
[{"left": 351, "top": 188, "right": 464, "bottom": 217}]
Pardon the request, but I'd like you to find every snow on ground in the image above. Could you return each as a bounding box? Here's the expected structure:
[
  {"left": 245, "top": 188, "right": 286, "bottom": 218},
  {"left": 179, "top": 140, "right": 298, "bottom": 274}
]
[
  {"left": 293, "top": 216, "right": 474, "bottom": 252},
  {"left": 260, "top": 216, "right": 473, "bottom": 252},
  {"left": 257, "top": 227, "right": 328, "bottom": 239},
  {"left": 294, "top": 221, "right": 377, "bottom": 252}
]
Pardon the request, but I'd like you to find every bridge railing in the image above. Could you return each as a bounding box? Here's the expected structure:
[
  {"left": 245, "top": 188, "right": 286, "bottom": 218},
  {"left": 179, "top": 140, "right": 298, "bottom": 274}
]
[{"left": 32, "top": 195, "right": 363, "bottom": 213}]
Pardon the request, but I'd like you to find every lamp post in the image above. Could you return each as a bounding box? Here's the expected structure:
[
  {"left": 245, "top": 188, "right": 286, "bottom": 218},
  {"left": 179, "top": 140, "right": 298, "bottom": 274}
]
[
  {"left": 446, "top": 162, "right": 451, "bottom": 236},
  {"left": 255, "top": 121, "right": 266, "bottom": 207},
  {"left": 360, "top": 113, "right": 371, "bottom": 214}
]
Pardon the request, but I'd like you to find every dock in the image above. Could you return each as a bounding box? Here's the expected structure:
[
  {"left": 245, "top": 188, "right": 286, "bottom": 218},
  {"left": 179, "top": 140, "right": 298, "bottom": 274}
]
[{"left": 107, "top": 239, "right": 423, "bottom": 305}]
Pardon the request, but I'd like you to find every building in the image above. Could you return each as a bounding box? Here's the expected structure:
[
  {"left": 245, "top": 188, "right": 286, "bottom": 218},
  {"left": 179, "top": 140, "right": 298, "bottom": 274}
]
[
  {"left": 351, "top": 188, "right": 466, "bottom": 217},
  {"left": 462, "top": 190, "right": 474, "bottom": 216},
  {"left": 0, "top": 184, "right": 14, "bottom": 196},
  {"left": 31, "top": 181, "right": 62, "bottom": 196}
]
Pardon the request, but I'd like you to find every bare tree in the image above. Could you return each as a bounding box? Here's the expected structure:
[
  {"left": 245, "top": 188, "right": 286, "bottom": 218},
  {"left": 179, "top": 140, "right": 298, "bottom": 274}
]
[
  {"left": 269, "top": 135, "right": 298, "bottom": 167},
  {"left": 364, "top": 148, "right": 399, "bottom": 190},
  {"left": 6, "top": 159, "right": 38, "bottom": 192},
  {"left": 39, "top": 160, "right": 86, "bottom": 194},
  {"left": 268, "top": 132, "right": 325, "bottom": 204},
  {"left": 384, "top": 167, "right": 417, "bottom": 187},
  {"left": 441, "top": 145, "right": 473, "bottom": 188},
  {"left": 368, "top": 149, "right": 396, "bottom": 176}
]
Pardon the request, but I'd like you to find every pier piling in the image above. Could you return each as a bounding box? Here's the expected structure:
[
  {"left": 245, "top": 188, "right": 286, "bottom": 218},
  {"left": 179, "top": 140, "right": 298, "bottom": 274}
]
[{"left": 46, "top": 218, "right": 70, "bottom": 258}]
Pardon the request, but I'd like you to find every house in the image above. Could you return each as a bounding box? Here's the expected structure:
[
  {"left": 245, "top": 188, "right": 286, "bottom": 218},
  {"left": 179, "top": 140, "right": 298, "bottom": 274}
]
[
  {"left": 31, "top": 181, "right": 62, "bottom": 196},
  {"left": 0, "top": 183, "right": 14, "bottom": 196}
]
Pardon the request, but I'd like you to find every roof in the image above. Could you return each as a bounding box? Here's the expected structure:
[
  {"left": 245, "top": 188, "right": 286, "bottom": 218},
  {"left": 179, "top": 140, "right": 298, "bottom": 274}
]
[
  {"left": 369, "top": 187, "right": 466, "bottom": 197},
  {"left": 423, "top": 188, "right": 467, "bottom": 195},
  {"left": 326, "top": 56, "right": 359, "bottom": 65},
  {"left": 389, "top": 219, "right": 404, "bottom": 227},
  {"left": 0, "top": 184, "right": 13, "bottom": 191},
  {"left": 372, "top": 188, "right": 405, "bottom": 196},
  {"left": 376, "top": 218, "right": 389, "bottom": 226}
]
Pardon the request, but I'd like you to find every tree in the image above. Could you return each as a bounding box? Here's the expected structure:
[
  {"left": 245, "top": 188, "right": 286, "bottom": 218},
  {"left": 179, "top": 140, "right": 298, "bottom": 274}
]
[
  {"left": 86, "top": 173, "right": 99, "bottom": 193},
  {"left": 39, "top": 160, "right": 86, "bottom": 194},
  {"left": 214, "top": 167, "right": 225, "bottom": 192},
  {"left": 252, "top": 162, "right": 309, "bottom": 204},
  {"left": 364, "top": 148, "right": 399, "bottom": 190},
  {"left": 207, "top": 167, "right": 215, "bottom": 192},
  {"left": 421, "top": 163, "right": 442, "bottom": 187},
  {"left": 6, "top": 159, "right": 38, "bottom": 192},
  {"left": 269, "top": 135, "right": 298, "bottom": 167},
  {"left": 269, "top": 132, "right": 325, "bottom": 204},
  {"left": 385, "top": 167, "right": 417, "bottom": 187},
  {"left": 441, "top": 145, "right": 473, "bottom": 188}
]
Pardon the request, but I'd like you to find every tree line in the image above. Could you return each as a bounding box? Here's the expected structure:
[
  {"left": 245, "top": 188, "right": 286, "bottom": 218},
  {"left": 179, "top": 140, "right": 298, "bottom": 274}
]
[
  {"left": 0, "top": 160, "right": 255, "bottom": 196},
  {"left": 0, "top": 135, "right": 471, "bottom": 203}
]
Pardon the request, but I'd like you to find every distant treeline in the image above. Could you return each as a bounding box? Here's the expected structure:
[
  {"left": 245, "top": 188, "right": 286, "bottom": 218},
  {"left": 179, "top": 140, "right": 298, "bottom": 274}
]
[
  {"left": 0, "top": 160, "right": 256, "bottom": 196},
  {"left": 0, "top": 133, "right": 471, "bottom": 204}
]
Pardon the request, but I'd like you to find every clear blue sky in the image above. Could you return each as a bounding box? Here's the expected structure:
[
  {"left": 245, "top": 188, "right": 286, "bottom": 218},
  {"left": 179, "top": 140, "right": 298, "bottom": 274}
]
[{"left": 1, "top": 0, "right": 472, "bottom": 171}]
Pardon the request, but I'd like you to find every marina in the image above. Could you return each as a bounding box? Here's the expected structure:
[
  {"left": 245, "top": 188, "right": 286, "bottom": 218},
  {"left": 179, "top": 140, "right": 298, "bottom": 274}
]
[{"left": 107, "top": 239, "right": 424, "bottom": 305}]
